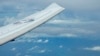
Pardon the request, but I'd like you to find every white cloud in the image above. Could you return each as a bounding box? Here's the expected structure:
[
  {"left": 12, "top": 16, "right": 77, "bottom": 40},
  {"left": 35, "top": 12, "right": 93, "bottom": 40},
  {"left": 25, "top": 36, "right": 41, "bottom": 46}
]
[
  {"left": 29, "top": 46, "right": 38, "bottom": 50},
  {"left": 14, "top": 36, "right": 49, "bottom": 43},
  {"left": 84, "top": 46, "right": 100, "bottom": 51},
  {"left": 59, "top": 45, "right": 63, "bottom": 48},
  {"left": 27, "top": 46, "right": 39, "bottom": 52},
  {"left": 4, "top": 17, "right": 18, "bottom": 25},
  {"left": 60, "top": 33, "right": 77, "bottom": 37},
  {"left": 37, "top": 39, "right": 43, "bottom": 43},
  {"left": 44, "top": 39, "right": 49, "bottom": 43},
  {"left": 11, "top": 47, "right": 17, "bottom": 51},
  {"left": 38, "top": 49, "right": 46, "bottom": 53},
  {"left": 27, "top": 46, "right": 49, "bottom": 53},
  {"left": 2, "top": 17, "right": 97, "bottom": 40},
  {"left": 27, "top": 46, "right": 39, "bottom": 53},
  {"left": 48, "top": 19, "right": 95, "bottom": 24},
  {"left": 23, "top": 32, "right": 53, "bottom": 38},
  {"left": 0, "top": 0, "right": 99, "bottom": 39},
  {"left": 36, "top": 39, "right": 49, "bottom": 43}
]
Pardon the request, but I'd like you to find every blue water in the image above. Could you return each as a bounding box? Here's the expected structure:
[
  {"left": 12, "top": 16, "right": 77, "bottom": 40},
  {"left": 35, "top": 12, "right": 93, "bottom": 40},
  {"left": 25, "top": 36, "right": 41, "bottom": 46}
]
[{"left": 0, "top": 37, "right": 100, "bottom": 56}]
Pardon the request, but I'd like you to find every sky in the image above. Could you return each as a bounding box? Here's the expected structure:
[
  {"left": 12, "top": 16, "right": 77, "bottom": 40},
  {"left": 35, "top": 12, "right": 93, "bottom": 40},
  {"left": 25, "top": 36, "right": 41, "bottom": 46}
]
[{"left": 0, "top": 0, "right": 100, "bottom": 56}]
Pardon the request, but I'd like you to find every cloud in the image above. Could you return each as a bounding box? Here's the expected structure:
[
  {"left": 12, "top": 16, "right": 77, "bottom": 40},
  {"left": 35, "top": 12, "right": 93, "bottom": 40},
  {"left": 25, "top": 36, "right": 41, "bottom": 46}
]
[
  {"left": 44, "top": 40, "right": 49, "bottom": 43},
  {"left": 33, "top": 39, "right": 49, "bottom": 43},
  {"left": 11, "top": 47, "right": 17, "bottom": 51},
  {"left": 27, "top": 46, "right": 50, "bottom": 54},
  {"left": 28, "top": 46, "right": 39, "bottom": 51},
  {"left": 37, "top": 39, "right": 42, "bottom": 43},
  {"left": 63, "top": 0, "right": 100, "bottom": 11},
  {"left": 0, "top": 0, "right": 100, "bottom": 39},
  {"left": 83, "top": 46, "right": 100, "bottom": 51},
  {"left": 59, "top": 45, "right": 63, "bottom": 48},
  {"left": 1, "top": 14, "right": 98, "bottom": 39},
  {"left": 24, "top": 0, "right": 100, "bottom": 11},
  {"left": 0, "top": 0, "right": 100, "bottom": 12},
  {"left": 13, "top": 36, "right": 49, "bottom": 43},
  {"left": 3, "top": 17, "right": 18, "bottom": 25},
  {"left": 24, "top": 30, "right": 60, "bottom": 38},
  {"left": 48, "top": 19, "right": 95, "bottom": 25},
  {"left": 60, "top": 33, "right": 77, "bottom": 37},
  {"left": 38, "top": 49, "right": 46, "bottom": 53}
]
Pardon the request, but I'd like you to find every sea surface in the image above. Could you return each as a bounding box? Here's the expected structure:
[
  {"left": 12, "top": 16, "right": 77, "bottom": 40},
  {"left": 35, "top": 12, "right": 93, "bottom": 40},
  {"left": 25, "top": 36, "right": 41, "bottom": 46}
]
[{"left": 0, "top": 37, "right": 100, "bottom": 56}]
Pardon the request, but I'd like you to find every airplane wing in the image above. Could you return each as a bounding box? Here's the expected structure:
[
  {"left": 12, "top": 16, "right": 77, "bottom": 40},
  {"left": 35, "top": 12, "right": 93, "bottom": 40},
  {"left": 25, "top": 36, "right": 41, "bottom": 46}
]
[{"left": 0, "top": 3, "right": 65, "bottom": 45}]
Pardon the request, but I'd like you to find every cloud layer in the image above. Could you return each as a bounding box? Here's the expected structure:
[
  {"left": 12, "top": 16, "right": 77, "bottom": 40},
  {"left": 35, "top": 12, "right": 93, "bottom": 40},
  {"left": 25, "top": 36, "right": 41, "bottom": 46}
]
[
  {"left": 84, "top": 46, "right": 100, "bottom": 51},
  {"left": 0, "top": 0, "right": 100, "bottom": 38}
]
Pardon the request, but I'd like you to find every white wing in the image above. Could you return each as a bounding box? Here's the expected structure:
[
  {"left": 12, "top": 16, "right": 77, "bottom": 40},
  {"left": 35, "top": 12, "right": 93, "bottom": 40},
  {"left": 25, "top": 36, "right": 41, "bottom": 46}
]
[{"left": 0, "top": 3, "right": 65, "bottom": 45}]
